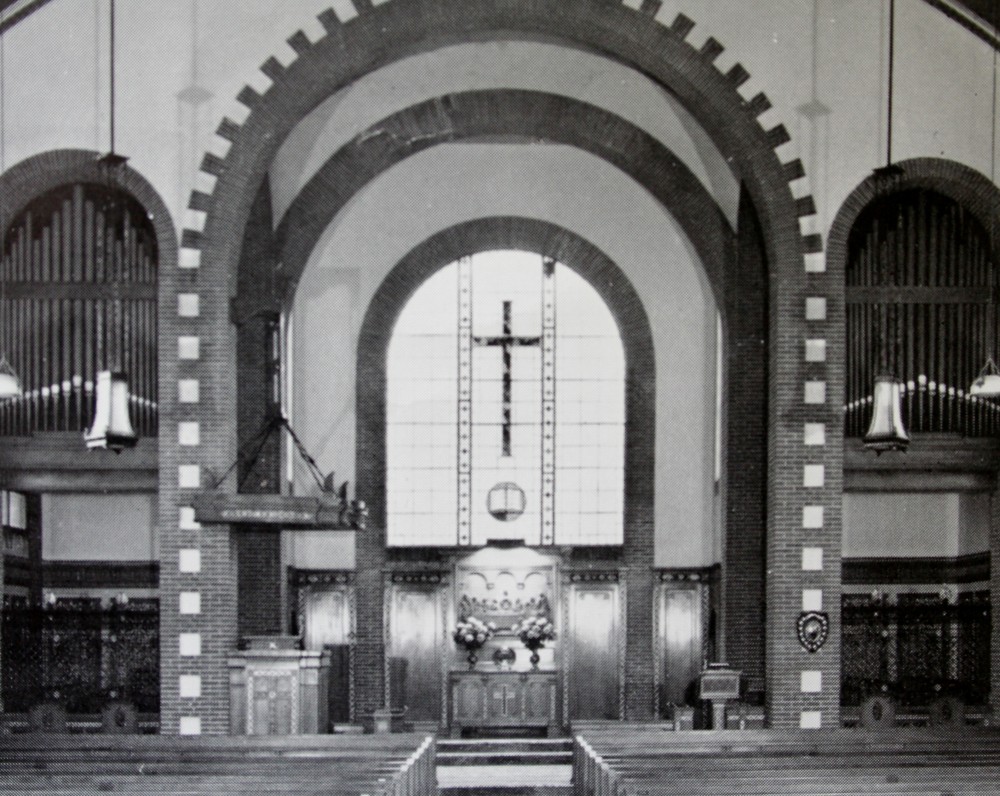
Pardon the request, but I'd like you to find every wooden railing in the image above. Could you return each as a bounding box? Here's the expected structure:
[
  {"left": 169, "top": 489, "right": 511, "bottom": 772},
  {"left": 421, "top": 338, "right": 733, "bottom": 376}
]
[
  {"left": 375, "top": 734, "right": 437, "bottom": 796},
  {"left": 573, "top": 735, "right": 623, "bottom": 796}
]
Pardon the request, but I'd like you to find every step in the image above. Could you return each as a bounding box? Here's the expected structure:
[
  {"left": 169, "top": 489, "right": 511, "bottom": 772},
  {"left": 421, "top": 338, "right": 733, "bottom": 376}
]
[
  {"left": 438, "top": 750, "right": 572, "bottom": 766},
  {"left": 437, "top": 738, "right": 572, "bottom": 766},
  {"left": 440, "top": 787, "right": 573, "bottom": 796},
  {"left": 439, "top": 739, "right": 572, "bottom": 753},
  {"left": 438, "top": 763, "right": 572, "bottom": 794}
]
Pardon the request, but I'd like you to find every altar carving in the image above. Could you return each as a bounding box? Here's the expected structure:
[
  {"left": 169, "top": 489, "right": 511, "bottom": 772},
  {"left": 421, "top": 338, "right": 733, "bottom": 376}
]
[
  {"left": 457, "top": 593, "right": 551, "bottom": 629},
  {"left": 454, "top": 550, "right": 556, "bottom": 633}
]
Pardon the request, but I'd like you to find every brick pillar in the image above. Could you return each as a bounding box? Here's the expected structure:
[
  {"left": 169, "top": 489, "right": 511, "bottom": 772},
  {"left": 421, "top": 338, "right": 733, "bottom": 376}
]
[
  {"left": 355, "top": 333, "right": 388, "bottom": 721},
  {"left": 622, "top": 306, "right": 656, "bottom": 721},
  {"left": 990, "top": 475, "right": 1000, "bottom": 717},
  {"left": 159, "top": 194, "right": 239, "bottom": 737},
  {"left": 234, "top": 183, "right": 284, "bottom": 638},
  {"left": 764, "top": 187, "right": 844, "bottom": 729},
  {"left": 723, "top": 187, "right": 768, "bottom": 690}
]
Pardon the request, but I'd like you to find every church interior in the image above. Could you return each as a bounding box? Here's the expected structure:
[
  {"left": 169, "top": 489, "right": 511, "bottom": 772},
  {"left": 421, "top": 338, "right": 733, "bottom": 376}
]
[{"left": 2, "top": 0, "right": 1000, "bottom": 760}]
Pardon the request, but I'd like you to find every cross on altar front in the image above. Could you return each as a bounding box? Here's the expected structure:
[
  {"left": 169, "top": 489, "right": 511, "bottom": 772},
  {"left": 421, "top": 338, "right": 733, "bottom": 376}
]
[{"left": 473, "top": 300, "right": 541, "bottom": 456}]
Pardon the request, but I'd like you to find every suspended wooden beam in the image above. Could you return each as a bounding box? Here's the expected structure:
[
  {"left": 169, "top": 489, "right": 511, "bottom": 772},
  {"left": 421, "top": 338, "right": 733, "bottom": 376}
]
[{"left": 191, "top": 492, "right": 367, "bottom": 531}]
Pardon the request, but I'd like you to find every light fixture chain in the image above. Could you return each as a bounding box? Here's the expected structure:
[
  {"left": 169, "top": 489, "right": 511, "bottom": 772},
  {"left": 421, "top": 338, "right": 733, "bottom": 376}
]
[{"left": 886, "top": 0, "right": 895, "bottom": 168}]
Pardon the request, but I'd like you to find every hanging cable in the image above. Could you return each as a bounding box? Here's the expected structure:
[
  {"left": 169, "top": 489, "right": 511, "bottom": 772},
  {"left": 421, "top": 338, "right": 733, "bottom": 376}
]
[
  {"left": 970, "top": 0, "right": 1000, "bottom": 396},
  {"left": 0, "top": 4, "right": 22, "bottom": 400}
]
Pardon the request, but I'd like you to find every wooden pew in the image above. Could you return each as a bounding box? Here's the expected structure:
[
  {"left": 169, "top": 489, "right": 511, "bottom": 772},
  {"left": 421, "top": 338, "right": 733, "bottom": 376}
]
[
  {"left": 574, "top": 728, "right": 1000, "bottom": 796},
  {"left": 0, "top": 732, "right": 436, "bottom": 796}
]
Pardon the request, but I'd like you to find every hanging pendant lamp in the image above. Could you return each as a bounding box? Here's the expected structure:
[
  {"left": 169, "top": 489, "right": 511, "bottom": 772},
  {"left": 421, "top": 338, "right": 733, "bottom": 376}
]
[
  {"left": 863, "top": 0, "right": 908, "bottom": 453},
  {"left": 0, "top": 7, "right": 21, "bottom": 401},
  {"left": 84, "top": 370, "right": 137, "bottom": 451},
  {"left": 864, "top": 373, "right": 910, "bottom": 453},
  {"left": 84, "top": 0, "right": 136, "bottom": 452}
]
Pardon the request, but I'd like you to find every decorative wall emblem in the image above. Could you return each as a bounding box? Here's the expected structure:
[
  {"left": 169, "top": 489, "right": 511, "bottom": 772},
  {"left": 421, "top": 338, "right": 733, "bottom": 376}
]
[{"left": 797, "top": 611, "right": 829, "bottom": 653}]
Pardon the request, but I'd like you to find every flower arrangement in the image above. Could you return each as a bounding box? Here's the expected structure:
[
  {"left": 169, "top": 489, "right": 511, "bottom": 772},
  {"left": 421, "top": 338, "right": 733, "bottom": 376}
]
[
  {"left": 453, "top": 616, "right": 496, "bottom": 651},
  {"left": 511, "top": 614, "right": 556, "bottom": 649}
]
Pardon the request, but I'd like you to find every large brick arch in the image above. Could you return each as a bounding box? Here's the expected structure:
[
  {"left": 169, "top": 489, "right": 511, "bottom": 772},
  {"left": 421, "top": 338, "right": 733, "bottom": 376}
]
[
  {"left": 165, "top": 0, "right": 842, "bottom": 732},
  {"left": 273, "top": 89, "right": 733, "bottom": 308},
  {"left": 182, "top": 0, "right": 818, "bottom": 277}
]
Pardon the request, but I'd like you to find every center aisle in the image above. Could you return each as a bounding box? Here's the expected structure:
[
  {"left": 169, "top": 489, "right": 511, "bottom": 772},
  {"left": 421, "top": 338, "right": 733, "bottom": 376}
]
[{"left": 436, "top": 738, "right": 572, "bottom": 796}]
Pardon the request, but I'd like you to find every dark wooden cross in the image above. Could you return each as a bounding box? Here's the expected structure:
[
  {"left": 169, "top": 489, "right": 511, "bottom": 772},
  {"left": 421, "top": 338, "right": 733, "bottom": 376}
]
[{"left": 473, "top": 300, "right": 540, "bottom": 456}]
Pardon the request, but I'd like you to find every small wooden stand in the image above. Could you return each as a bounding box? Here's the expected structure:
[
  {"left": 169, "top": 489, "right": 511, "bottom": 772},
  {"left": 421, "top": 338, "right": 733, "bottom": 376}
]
[{"left": 229, "top": 636, "right": 330, "bottom": 735}]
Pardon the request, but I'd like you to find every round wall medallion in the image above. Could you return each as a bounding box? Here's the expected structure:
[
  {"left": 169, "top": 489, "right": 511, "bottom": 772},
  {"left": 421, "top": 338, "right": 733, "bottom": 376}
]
[
  {"left": 487, "top": 482, "right": 525, "bottom": 521},
  {"left": 797, "top": 611, "right": 830, "bottom": 653}
]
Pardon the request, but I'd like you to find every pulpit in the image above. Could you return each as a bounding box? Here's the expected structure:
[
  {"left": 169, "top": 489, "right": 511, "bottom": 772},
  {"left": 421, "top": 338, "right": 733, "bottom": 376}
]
[
  {"left": 449, "top": 670, "right": 559, "bottom": 736},
  {"left": 228, "top": 635, "right": 330, "bottom": 735}
]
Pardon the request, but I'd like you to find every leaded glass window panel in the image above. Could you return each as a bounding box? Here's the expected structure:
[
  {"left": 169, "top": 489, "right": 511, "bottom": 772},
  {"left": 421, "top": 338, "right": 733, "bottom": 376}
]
[{"left": 386, "top": 250, "right": 624, "bottom": 547}]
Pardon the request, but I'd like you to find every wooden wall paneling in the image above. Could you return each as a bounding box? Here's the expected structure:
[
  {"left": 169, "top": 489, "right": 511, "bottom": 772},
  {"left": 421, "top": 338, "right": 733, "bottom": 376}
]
[{"left": 566, "top": 579, "right": 620, "bottom": 721}]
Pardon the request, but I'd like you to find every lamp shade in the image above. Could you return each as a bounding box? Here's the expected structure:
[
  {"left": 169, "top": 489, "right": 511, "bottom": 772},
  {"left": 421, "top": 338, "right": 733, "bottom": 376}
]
[
  {"left": 863, "top": 374, "right": 909, "bottom": 453},
  {"left": 970, "top": 357, "right": 1000, "bottom": 397},
  {"left": 0, "top": 355, "right": 21, "bottom": 399},
  {"left": 84, "top": 370, "right": 138, "bottom": 453}
]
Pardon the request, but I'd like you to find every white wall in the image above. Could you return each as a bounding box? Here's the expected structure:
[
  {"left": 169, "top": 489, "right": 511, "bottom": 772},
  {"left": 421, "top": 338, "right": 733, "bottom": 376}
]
[
  {"left": 290, "top": 142, "right": 719, "bottom": 567},
  {"left": 42, "top": 493, "right": 157, "bottom": 561},
  {"left": 842, "top": 491, "right": 990, "bottom": 559}
]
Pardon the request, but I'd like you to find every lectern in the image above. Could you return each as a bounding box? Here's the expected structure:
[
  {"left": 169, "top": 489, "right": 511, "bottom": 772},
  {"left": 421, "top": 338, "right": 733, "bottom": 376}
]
[{"left": 229, "top": 636, "right": 330, "bottom": 734}]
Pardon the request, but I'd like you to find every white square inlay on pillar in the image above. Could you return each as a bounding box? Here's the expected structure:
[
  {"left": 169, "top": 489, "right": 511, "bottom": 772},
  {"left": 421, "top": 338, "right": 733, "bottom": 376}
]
[
  {"left": 179, "top": 716, "right": 202, "bottom": 735},
  {"left": 179, "top": 633, "right": 201, "bottom": 656},
  {"left": 178, "top": 294, "right": 200, "bottom": 317},
  {"left": 805, "top": 339, "right": 827, "bottom": 362},
  {"left": 179, "top": 549, "right": 201, "bottom": 573},
  {"left": 803, "top": 423, "right": 826, "bottom": 446},
  {"left": 804, "top": 381, "right": 826, "bottom": 404},
  {"left": 179, "top": 249, "right": 201, "bottom": 269},
  {"left": 179, "top": 675, "right": 202, "bottom": 698},
  {"left": 178, "top": 336, "right": 200, "bottom": 360},
  {"left": 178, "top": 422, "right": 200, "bottom": 446},
  {"left": 178, "top": 379, "right": 200, "bottom": 403},
  {"left": 804, "top": 253, "right": 825, "bottom": 273},
  {"left": 801, "top": 671, "right": 823, "bottom": 693},
  {"left": 805, "top": 297, "right": 827, "bottom": 321},
  {"left": 179, "top": 591, "right": 201, "bottom": 615},
  {"left": 803, "top": 506, "right": 824, "bottom": 528},
  {"left": 178, "top": 465, "right": 201, "bottom": 489},
  {"left": 803, "top": 465, "right": 825, "bottom": 487},
  {"left": 800, "top": 710, "right": 822, "bottom": 729},
  {"left": 802, "top": 590, "right": 823, "bottom": 611},
  {"left": 802, "top": 547, "right": 824, "bottom": 571},
  {"left": 179, "top": 506, "right": 201, "bottom": 531}
]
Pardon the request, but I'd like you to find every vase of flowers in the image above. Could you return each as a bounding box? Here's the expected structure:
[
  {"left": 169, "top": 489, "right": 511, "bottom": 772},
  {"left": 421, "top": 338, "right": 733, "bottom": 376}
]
[
  {"left": 453, "top": 616, "right": 496, "bottom": 668},
  {"left": 511, "top": 614, "right": 556, "bottom": 669}
]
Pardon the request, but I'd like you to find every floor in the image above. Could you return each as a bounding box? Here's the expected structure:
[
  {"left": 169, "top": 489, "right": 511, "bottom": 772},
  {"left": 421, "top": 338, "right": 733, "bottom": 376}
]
[{"left": 437, "top": 763, "right": 572, "bottom": 788}]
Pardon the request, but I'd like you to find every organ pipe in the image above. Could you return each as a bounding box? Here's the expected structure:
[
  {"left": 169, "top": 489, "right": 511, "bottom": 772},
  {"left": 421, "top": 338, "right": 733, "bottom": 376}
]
[
  {"left": 0, "top": 183, "right": 157, "bottom": 437},
  {"left": 846, "top": 188, "right": 996, "bottom": 437}
]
